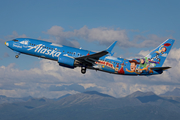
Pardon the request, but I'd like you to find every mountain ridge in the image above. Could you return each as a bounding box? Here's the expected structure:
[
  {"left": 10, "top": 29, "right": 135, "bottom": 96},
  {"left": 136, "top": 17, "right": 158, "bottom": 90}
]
[
  {"left": 0, "top": 90, "right": 180, "bottom": 120},
  {"left": 161, "top": 87, "right": 180, "bottom": 96}
]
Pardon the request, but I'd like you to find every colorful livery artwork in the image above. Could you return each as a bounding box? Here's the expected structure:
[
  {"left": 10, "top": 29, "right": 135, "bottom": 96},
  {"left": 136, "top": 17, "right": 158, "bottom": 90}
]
[{"left": 5, "top": 38, "right": 175, "bottom": 76}]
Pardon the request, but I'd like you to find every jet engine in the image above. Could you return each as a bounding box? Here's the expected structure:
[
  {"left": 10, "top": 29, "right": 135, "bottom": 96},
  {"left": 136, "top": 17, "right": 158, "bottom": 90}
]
[{"left": 57, "top": 55, "right": 76, "bottom": 69}]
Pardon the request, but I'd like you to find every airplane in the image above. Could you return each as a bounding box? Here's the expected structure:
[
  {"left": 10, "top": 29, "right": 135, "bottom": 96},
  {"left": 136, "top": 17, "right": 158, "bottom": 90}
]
[{"left": 4, "top": 38, "right": 175, "bottom": 76}]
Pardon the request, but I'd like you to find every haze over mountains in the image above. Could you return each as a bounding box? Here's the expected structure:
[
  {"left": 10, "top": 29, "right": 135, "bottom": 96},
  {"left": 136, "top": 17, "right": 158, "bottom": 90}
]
[
  {"left": 0, "top": 89, "right": 180, "bottom": 120},
  {"left": 160, "top": 87, "right": 180, "bottom": 96}
]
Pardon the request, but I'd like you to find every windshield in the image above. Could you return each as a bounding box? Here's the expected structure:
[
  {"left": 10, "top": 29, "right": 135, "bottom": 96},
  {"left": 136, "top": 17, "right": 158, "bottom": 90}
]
[{"left": 12, "top": 39, "right": 19, "bottom": 42}]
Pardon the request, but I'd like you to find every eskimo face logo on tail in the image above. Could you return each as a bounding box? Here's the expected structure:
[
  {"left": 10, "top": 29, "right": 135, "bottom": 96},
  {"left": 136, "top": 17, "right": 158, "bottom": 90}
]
[{"left": 27, "top": 44, "right": 61, "bottom": 57}]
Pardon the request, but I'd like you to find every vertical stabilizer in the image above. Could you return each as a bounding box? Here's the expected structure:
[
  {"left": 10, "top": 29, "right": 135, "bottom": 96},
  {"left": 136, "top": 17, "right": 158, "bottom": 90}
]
[{"left": 145, "top": 39, "right": 175, "bottom": 67}]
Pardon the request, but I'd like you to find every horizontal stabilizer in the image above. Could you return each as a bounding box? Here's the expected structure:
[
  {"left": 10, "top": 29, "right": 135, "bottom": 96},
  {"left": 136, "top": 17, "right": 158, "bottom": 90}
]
[{"left": 150, "top": 67, "right": 171, "bottom": 71}]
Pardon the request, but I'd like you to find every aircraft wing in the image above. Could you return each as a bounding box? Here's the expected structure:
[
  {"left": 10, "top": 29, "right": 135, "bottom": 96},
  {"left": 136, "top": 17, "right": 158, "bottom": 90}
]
[
  {"left": 75, "top": 50, "right": 108, "bottom": 65},
  {"left": 75, "top": 41, "right": 117, "bottom": 66}
]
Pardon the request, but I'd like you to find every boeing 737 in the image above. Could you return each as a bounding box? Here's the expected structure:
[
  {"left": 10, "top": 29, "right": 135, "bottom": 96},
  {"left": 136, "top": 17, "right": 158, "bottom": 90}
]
[{"left": 5, "top": 38, "right": 175, "bottom": 76}]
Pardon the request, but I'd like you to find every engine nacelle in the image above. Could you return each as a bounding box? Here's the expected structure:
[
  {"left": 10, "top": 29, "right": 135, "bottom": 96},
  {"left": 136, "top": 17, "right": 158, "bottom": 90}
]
[{"left": 58, "top": 55, "right": 75, "bottom": 69}]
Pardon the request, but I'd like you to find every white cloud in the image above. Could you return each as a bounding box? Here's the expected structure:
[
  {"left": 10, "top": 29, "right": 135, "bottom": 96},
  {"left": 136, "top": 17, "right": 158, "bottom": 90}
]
[
  {"left": 79, "top": 83, "right": 96, "bottom": 89},
  {"left": 0, "top": 55, "right": 179, "bottom": 98},
  {"left": 4, "top": 31, "right": 27, "bottom": 40},
  {"left": 133, "top": 34, "right": 173, "bottom": 47},
  {"left": 46, "top": 25, "right": 130, "bottom": 47},
  {"left": 14, "top": 82, "right": 26, "bottom": 86},
  {"left": 168, "top": 48, "right": 180, "bottom": 61},
  {"left": 45, "top": 26, "right": 172, "bottom": 48},
  {"left": 0, "top": 31, "right": 27, "bottom": 46},
  {"left": 0, "top": 59, "right": 109, "bottom": 98},
  {"left": 138, "top": 50, "right": 151, "bottom": 57},
  {"left": 75, "top": 26, "right": 129, "bottom": 46},
  {"left": 157, "top": 48, "right": 180, "bottom": 83}
]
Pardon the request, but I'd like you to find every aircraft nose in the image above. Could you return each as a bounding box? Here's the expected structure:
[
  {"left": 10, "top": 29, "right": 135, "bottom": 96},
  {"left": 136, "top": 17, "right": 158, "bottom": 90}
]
[{"left": 5, "top": 41, "right": 9, "bottom": 46}]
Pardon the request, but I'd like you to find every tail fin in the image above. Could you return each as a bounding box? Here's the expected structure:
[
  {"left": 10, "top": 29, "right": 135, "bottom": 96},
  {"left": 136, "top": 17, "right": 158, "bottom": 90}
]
[{"left": 145, "top": 39, "right": 175, "bottom": 67}]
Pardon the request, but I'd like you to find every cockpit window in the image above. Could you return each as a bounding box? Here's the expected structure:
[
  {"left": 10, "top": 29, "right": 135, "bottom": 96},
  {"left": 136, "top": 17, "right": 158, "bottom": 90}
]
[{"left": 12, "top": 39, "right": 19, "bottom": 42}]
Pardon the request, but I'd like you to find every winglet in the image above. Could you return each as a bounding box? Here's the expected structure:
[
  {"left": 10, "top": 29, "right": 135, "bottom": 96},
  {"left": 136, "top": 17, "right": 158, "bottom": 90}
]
[{"left": 106, "top": 41, "right": 117, "bottom": 54}]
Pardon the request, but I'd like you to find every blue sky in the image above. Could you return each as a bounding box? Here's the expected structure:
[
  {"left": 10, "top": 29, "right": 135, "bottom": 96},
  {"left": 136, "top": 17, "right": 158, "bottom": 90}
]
[{"left": 0, "top": 0, "right": 180, "bottom": 98}]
